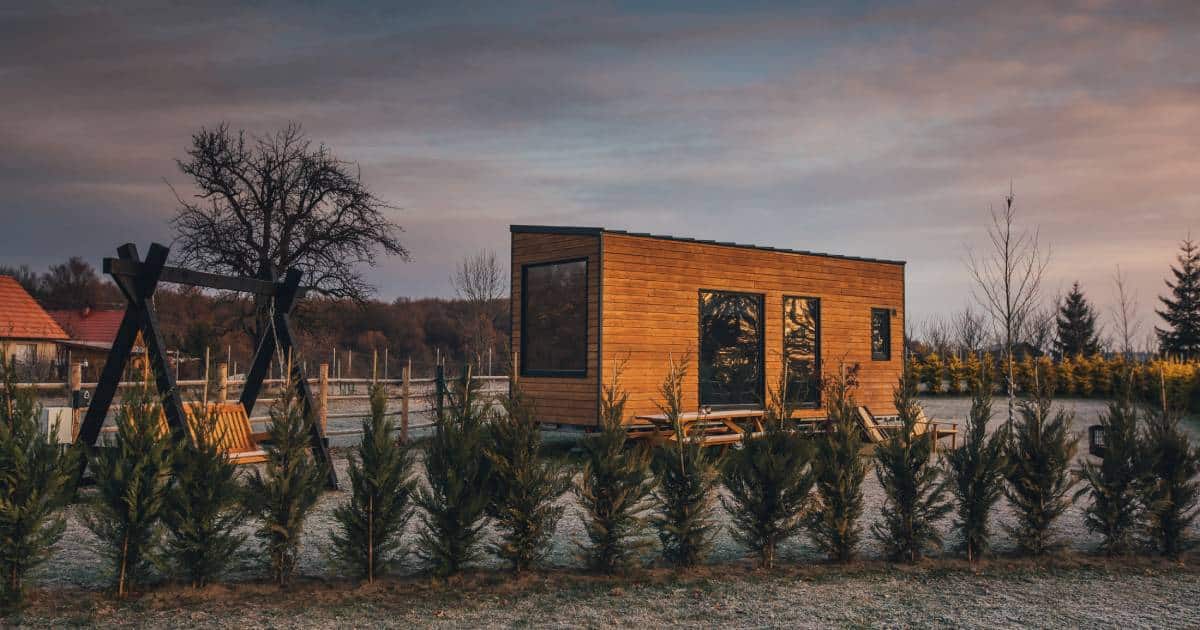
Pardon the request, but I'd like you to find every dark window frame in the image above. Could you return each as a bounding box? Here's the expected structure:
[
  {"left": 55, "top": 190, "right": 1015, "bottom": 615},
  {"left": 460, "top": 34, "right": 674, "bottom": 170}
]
[
  {"left": 871, "top": 307, "right": 892, "bottom": 361},
  {"left": 783, "top": 295, "right": 822, "bottom": 408},
  {"left": 697, "top": 288, "right": 766, "bottom": 410},
  {"left": 519, "top": 257, "right": 589, "bottom": 378}
]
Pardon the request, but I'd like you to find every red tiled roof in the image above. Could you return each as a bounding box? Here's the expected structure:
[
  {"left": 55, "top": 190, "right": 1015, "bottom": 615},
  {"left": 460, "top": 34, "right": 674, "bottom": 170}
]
[
  {"left": 48, "top": 308, "right": 125, "bottom": 345},
  {"left": 0, "top": 276, "right": 68, "bottom": 341}
]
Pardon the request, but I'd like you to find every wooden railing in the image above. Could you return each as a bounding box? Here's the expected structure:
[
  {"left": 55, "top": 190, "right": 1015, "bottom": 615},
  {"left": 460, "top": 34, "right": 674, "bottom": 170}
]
[{"left": 20, "top": 362, "right": 509, "bottom": 442}]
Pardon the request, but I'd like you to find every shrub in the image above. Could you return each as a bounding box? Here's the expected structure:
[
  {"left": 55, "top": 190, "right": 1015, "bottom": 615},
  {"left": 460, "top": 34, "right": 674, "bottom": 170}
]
[
  {"left": 942, "top": 360, "right": 1007, "bottom": 564},
  {"left": 415, "top": 371, "right": 491, "bottom": 576},
  {"left": 330, "top": 384, "right": 416, "bottom": 582},
  {"left": 921, "top": 353, "right": 943, "bottom": 395},
  {"left": 720, "top": 369, "right": 814, "bottom": 569},
  {"left": 1075, "top": 355, "right": 1095, "bottom": 398},
  {"left": 651, "top": 355, "right": 720, "bottom": 568},
  {"left": 575, "top": 367, "right": 655, "bottom": 573},
  {"left": 245, "top": 380, "right": 326, "bottom": 587},
  {"left": 1014, "top": 355, "right": 1035, "bottom": 395},
  {"left": 1003, "top": 380, "right": 1079, "bottom": 556},
  {"left": 162, "top": 406, "right": 248, "bottom": 587},
  {"left": 82, "top": 381, "right": 173, "bottom": 598},
  {"left": 1056, "top": 357, "right": 1077, "bottom": 397},
  {"left": 944, "top": 355, "right": 964, "bottom": 396},
  {"left": 486, "top": 385, "right": 571, "bottom": 574},
  {"left": 807, "top": 365, "right": 867, "bottom": 563},
  {"left": 1139, "top": 377, "right": 1200, "bottom": 558},
  {"left": 872, "top": 369, "right": 952, "bottom": 562},
  {"left": 0, "top": 355, "right": 75, "bottom": 608},
  {"left": 1075, "top": 377, "right": 1142, "bottom": 556}
]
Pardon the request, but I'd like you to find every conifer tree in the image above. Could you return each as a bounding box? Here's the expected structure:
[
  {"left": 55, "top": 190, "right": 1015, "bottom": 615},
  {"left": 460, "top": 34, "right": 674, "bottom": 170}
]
[
  {"left": 807, "top": 365, "right": 867, "bottom": 563},
  {"left": 1074, "top": 376, "right": 1141, "bottom": 556},
  {"left": 871, "top": 369, "right": 952, "bottom": 562},
  {"left": 1015, "top": 354, "right": 1035, "bottom": 395},
  {"left": 82, "top": 380, "right": 173, "bottom": 598},
  {"left": 1057, "top": 357, "right": 1077, "bottom": 397},
  {"left": 651, "top": 355, "right": 720, "bottom": 568},
  {"left": 1139, "top": 373, "right": 1200, "bottom": 558},
  {"left": 944, "top": 354, "right": 964, "bottom": 396},
  {"left": 330, "top": 383, "right": 416, "bottom": 582},
  {"left": 486, "top": 384, "right": 571, "bottom": 574},
  {"left": 964, "top": 353, "right": 983, "bottom": 391},
  {"left": 721, "top": 367, "right": 814, "bottom": 569},
  {"left": 921, "top": 353, "right": 943, "bottom": 395},
  {"left": 0, "top": 355, "right": 75, "bottom": 608},
  {"left": 245, "top": 377, "right": 326, "bottom": 587},
  {"left": 943, "top": 359, "right": 1007, "bottom": 564},
  {"left": 1156, "top": 237, "right": 1200, "bottom": 360},
  {"left": 1036, "top": 355, "right": 1057, "bottom": 395},
  {"left": 415, "top": 370, "right": 491, "bottom": 576},
  {"left": 1055, "top": 282, "right": 1102, "bottom": 357},
  {"left": 575, "top": 366, "right": 655, "bottom": 573},
  {"left": 1002, "top": 377, "right": 1079, "bottom": 556},
  {"left": 162, "top": 406, "right": 248, "bottom": 587}
]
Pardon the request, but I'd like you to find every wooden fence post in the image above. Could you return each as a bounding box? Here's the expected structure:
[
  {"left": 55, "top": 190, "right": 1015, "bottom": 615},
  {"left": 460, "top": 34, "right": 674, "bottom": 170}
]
[
  {"left": 69, "top": 362, "right": 82, "bottom": 440},
  {"left": 435, "top": 363, "right": 445, "bottom": 422},
  {"left": 401, "top": 360, "right": 410, "bottom": 443},
  {"left": 318, "top": 362, "right": 329, "bottom": 434},
  {"left": 217, "top": 362, "right": 228, "bottom": 403}
]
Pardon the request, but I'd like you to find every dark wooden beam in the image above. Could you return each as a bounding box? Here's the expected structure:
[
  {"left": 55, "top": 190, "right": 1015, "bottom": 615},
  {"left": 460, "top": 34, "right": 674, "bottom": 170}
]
[{"left": 104, "top": 257, "right": 308, "bottom": 298}]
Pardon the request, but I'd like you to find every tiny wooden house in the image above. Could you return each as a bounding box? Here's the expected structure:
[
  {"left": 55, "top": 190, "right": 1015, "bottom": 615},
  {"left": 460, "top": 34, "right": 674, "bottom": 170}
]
[{"left": 510, "top": 225, "right": 906, "bottom": 428}]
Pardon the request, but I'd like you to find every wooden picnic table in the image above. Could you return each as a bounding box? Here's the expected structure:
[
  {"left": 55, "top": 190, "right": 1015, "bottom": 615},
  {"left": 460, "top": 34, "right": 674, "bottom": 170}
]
[{"left": 629, "top": 408, "right": 819, "bottom": 446}]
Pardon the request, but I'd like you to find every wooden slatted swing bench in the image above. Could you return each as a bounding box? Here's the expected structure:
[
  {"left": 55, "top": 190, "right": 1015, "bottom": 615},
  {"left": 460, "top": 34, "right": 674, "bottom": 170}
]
[
  {"left": 158, "top": 402, "right": 268, "bottom": 465},
  {"left": 77, "top": 241, "right": 338, "bottom": 489}
]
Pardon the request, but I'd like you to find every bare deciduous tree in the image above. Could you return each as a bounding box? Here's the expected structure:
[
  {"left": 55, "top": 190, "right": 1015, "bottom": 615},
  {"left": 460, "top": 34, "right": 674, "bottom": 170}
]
[
  {"left": 451, "top": 250, "right": 506, "bottom": 372},
  {"left": 920, "top": 316, "right": 954, "bottom": 358},
  {"left": 966, "top": 189, "right": 1049, "bottom": 424},
  {"left": 171, "top": 123, "right": 408, "bottom": 338},
  {"left": 953, "top": 306, "right": 988, "bottom": 354},
  {"left": 1021, "top": 303, "right": 1058, "bottom": 357},
  {"left": 1111, "top": 265, "right": 1142, "bottom": 359}
]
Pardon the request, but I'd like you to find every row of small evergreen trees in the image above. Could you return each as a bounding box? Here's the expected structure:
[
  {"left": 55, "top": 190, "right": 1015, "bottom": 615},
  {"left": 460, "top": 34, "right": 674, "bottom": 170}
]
[
  {"left": 1, "top": 353, "right": 1198, "bottom": 610},
  {"left": 911, "top": 352, "right": 1200, "bottom": 404}
]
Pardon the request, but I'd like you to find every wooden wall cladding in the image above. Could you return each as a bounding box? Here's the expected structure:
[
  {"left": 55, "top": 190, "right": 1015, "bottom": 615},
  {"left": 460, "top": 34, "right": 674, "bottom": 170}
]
[
  {"left": 599, "top": 232, "right": 905, "bottom": 423},
  {"left": 511, "top": 231, "right": 601, "bottom": 425}
]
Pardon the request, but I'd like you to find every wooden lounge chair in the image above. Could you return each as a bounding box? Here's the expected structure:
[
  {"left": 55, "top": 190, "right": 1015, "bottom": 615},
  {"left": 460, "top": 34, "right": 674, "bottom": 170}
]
[
  {"left": 854, "top": 406, "right": 890, "bottom": 443},
  {"left": 856, "top": 405, "right": 959, "bottom": 450}
]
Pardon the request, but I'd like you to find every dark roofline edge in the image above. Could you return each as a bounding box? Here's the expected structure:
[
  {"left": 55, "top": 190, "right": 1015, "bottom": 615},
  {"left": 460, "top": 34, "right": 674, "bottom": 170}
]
[{"left": 510, "top": 224, "right": 906, "bottom": 267}]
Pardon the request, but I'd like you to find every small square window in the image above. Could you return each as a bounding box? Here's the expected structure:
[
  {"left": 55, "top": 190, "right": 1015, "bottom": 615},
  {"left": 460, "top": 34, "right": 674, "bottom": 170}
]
[{"left": 871, "top": 308, "right": 892, "bottom": 361}]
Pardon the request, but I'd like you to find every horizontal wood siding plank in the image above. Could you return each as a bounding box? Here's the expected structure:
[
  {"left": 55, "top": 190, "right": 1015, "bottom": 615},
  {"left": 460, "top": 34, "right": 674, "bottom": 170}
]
[{"left": 600, "top": 232, "right": 904, "bottom": 423}]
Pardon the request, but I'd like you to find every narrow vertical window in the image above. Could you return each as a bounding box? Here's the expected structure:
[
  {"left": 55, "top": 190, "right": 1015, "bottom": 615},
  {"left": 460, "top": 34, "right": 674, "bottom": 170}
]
[
  {"left": 871, "top": 308, "right": 892, "bottom": 361},
  {"left": 699, "top": 290, "right": 764, "bottom": 407},
  {"left": 520, "top": 259, "right": 588, "bottom": 376},
  {"left": 783, "top": 296, "right": 820, "bottom": 406}
]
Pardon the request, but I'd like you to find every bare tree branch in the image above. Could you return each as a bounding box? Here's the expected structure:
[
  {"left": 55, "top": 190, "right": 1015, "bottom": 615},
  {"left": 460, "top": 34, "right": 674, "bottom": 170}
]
[{"left": 964, "top": 188, "right": 1050, "bottom": 424}]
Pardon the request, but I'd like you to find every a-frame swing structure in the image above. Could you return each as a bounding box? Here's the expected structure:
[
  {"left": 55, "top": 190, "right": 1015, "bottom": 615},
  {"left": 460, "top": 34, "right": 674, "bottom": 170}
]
[{"left": 76, "top": 242, "right": 339, "bottom": 489}]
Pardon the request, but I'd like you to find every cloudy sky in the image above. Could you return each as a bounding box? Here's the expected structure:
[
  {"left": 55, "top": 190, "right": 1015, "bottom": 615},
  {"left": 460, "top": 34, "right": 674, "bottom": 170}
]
[{"left": 2, "top": 0, "right": 1198, "bottom": 339}]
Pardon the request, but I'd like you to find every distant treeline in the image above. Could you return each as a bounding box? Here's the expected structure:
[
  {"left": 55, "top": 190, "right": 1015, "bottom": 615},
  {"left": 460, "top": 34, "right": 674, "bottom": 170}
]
[{"left": 2, "top": 257, "right": 510, "bottom": 379}]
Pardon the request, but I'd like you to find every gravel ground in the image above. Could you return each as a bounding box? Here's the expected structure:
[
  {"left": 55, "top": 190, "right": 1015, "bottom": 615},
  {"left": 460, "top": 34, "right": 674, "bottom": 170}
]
[{"left": 13, "top": 395, "right": 1200, "bottom": 627}]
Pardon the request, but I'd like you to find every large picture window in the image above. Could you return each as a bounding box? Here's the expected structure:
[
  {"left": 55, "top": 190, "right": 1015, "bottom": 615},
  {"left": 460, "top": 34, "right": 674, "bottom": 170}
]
[
  {"left": 783, "top": 296, "right": 821, "bottom": 406},
  {"left": 521, "top": 259, "right": 588, "bottom": 376},
  {"left": 871, "top": 307, "right": 892, "bottom": 361},
  {"left": 699, "top": 290, "right": 764, "bottom": 407}
]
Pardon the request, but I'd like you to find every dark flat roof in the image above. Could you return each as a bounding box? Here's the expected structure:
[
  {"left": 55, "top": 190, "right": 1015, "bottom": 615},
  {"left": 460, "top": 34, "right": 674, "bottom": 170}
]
[{"left": 510, "top": 225, "right": 906, "bottom": 266}]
